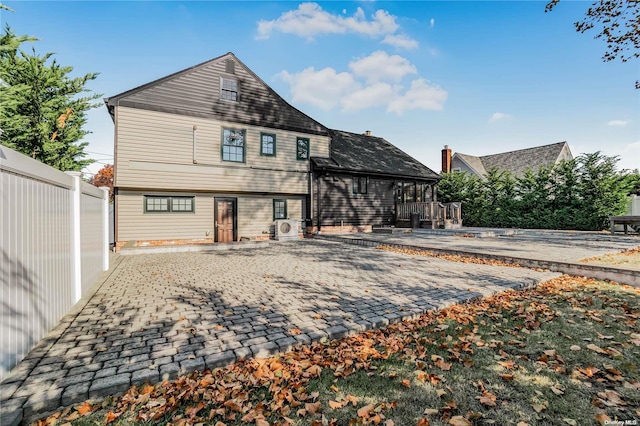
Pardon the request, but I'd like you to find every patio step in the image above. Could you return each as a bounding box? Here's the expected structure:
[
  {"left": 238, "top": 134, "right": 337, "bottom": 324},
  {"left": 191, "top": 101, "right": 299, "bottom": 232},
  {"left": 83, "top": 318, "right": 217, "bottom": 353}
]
[{"left": 315, "top": 234, "right": 640, "bottom": 287}]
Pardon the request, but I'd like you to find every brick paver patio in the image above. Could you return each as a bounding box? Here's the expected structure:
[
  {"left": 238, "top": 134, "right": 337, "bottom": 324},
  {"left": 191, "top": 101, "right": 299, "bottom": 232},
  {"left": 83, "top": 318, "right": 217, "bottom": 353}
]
[{"left": 1, "top": 239, "right": 560, "bottom": 424}]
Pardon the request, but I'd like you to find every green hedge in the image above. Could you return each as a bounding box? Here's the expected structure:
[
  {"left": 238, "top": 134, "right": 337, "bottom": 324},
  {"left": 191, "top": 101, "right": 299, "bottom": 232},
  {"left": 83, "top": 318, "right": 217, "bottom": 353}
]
[{"left": 437, "top": 152, "right": 640, "bottom": 231}]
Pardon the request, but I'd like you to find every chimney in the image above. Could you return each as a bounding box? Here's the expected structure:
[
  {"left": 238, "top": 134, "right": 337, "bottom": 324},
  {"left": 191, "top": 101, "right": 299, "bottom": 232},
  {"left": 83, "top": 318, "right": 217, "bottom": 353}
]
[
  {"left": 365, "top": 130, "right": 371, "bottom": 136},
  {"left": 441, "top": 145, "right": 452, "bottom": 173}
]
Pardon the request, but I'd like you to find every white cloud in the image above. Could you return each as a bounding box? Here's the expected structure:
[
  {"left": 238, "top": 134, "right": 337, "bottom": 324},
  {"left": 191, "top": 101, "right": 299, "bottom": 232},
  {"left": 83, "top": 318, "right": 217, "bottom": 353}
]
[
  {"left": 278, "top": 53, "right": 447, "bottom": 115},
  {"left": 381, "top": 34, "right": 419, "bottom": 49},
  {"left": 349, "top": 51, "right": 417, "bottom": 83},
  {"left": 256, "top": 3, "right": 399, "bottom": 40},
  {"left": 608, "top": 120, "right": 628, "bottom": 126},
  {"left": 341, "top": 82, "right": 396, "bottom": 111},
  {"left": 387, "top": 78, "right": 448, "bottom": 114},
  {"left": 489, "top": 112, "right": 512, "bottom": 122},
  {"left": 430, "top": 18, "right": 435, "bottom": 28},
  {"left": 277, "top": 67, "right": 357, "bottom": 110}
]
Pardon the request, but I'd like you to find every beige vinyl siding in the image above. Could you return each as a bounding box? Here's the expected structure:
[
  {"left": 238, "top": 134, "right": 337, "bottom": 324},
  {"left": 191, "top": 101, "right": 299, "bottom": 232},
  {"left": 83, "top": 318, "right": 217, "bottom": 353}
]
[
  {"left": 115, "top": 107, "right": 330, "bottom": 193},
  {"left": 117, "top": 191, "right": 306, "bottom": 242},
  {"left": 237, "top": 196, "right": 305, "bottom": 238},
  {"left": 117, "top": 191, "right": 213, "bottom": 241}
]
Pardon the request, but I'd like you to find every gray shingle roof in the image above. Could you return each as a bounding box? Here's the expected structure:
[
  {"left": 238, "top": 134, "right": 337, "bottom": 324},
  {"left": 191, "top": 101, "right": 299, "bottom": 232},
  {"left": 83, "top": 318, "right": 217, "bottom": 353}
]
[
  {"left": 480, "top": 142, "right": 571, "bottom": 177},
  {"left": 312, "top": 130, "right": 440, "bottom": 181},
  {"left": 455, "top": 142, "right": 572, "bottom": 177},
  {"left": 455, "top": 153, "right": 486, "bottom": 176}
]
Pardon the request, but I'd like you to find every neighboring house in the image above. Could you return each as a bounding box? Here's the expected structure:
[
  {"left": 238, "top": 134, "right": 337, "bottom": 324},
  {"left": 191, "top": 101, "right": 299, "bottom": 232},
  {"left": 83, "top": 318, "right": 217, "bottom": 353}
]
[
  {"left": 312, "top": 130, "right": 441, "bottom": 228},
  {"left": 443, "top": 142, "right": 573, "bottom": 178},
  {"left": 105, "top": 52, "right": 439, "bottom": 243}
]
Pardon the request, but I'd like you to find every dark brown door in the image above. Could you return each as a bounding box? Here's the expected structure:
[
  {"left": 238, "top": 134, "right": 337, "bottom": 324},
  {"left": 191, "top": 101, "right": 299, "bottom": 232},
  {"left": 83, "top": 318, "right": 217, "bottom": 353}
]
[{"left": 215, "top": 198, "right": 236, "bottom": 243}]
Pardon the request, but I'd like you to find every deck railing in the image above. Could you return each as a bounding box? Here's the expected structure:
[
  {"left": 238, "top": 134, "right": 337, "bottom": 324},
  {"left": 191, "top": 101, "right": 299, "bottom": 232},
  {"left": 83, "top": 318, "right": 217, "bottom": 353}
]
[{"left": 396, "top": 201, "right": 462, "bottom": 224}]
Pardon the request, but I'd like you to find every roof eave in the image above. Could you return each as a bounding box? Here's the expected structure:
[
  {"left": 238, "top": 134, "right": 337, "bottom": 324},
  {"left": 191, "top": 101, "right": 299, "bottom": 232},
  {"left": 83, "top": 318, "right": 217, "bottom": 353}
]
[{"left": 313, "top": 163, "right": 441, "bottom": 182}]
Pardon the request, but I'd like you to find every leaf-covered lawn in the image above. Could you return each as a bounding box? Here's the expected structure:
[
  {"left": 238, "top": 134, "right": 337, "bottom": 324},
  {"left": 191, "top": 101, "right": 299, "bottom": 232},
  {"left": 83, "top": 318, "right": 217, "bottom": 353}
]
[
  {"left": 580, "top": 247, "right": 640, "bottom": 271},
  {"left": 35, "top": 276, "right": 640, "bottom": 426}
]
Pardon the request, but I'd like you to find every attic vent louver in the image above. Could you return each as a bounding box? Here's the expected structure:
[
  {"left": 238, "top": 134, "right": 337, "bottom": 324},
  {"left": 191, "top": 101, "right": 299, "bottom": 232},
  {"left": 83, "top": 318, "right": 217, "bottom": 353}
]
[{"left": 225, "top": 60, "right": 235, "bottom": 74}]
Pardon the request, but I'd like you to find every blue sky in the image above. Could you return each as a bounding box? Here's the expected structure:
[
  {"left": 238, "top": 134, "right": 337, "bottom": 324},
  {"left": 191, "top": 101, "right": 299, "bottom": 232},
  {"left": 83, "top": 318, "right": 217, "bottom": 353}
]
[{"left": 3, "top": 1, "right": 639, "bottom": 176}]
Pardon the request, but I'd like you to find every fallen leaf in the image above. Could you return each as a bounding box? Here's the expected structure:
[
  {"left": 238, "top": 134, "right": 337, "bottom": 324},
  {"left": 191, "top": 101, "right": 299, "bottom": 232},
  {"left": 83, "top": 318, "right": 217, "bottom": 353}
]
[
  {"left": 385, "top": 420, "right": 395, "bottom": 426},
  {"left": 499, "top": 374, "right": 514, "bottom": 381},
  {"left": 570, "top": 345, "right": 581, "bottom": 351},
  {"left": 105, "top": 411, "right": 117, "bottom": 425},
  {"left": 401, "top": 379, "right": 411, "bottom": 388},
  {"left": 478, "top": 391, "right": 497, "bottom": 407},
  {"left": 328, "top": 400, "right": 342, "bottom": 410},
  {"left": 305, "top": 402, "right": 322, "bottom": 415},
  {"left": 417, "top": 419, "right": 431, "bottom": 426},
  {"left": 423, "top": 408, "right": 439, "bottom": 416},
  {"left": 597, "top": 389, "right": 627, "bottom": 406},
  {"left": 595, "top": 412, "right": 611, "bottom": 425},
  {"left": 532, "top": 403, "right": 547, "bottom": 413},
  {"left": 498, "top": 360, "right": 516, "bottom": 370},
  {"left": 357, "top": 404, "right": 375, "bottom": 418},
  {"left": 76, "top": 402, "right": 93, "bottom": 416},
  {"left": 586, "top": 344, "right": 607, "bottom": 354},
  {"left": 563, "top": 419, "right": 577, "bottom": 426},
  {"left": 64, "top": 412, "right": 80, "bottom": 421},
  {"left": 449, "top": 416, "right": 471, "bottom": 426},
  {"left": 346, "top": 395, "right": 358, "bottom": 406},
  {"left": 436, "top": 389, "right": 447, "bottom": 397}
]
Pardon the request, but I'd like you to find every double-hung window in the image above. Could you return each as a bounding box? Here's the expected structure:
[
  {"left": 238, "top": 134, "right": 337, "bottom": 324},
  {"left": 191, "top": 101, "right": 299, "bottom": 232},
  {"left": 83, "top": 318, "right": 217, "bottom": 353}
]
[
  {"left": 352, "top": 176, "right": 368, "bottom": 194},
  {"left": 222, "top": 128, "right": 245, "bottom": 163},
  {"left": 261, "top": 133, "right": 276, "bottom": 156},
  {"left": 220, "top": 77, "right": 238, "bottom": 101},
  {"left": 273, "top": 199, "right": 287, "bottom": 220},
  {"left": 144, "top": 196, "right": 194, "bottom": 213},
  {"left": 296, "top": 137, "right": 310, "bottom": 160}
]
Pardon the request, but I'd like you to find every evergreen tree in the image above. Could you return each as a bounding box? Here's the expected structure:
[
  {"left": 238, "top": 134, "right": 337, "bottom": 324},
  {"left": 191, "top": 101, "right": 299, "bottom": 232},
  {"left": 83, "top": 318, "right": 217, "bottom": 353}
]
[{"left": 0, "top": 25, "right": 99, "bottom": 171}]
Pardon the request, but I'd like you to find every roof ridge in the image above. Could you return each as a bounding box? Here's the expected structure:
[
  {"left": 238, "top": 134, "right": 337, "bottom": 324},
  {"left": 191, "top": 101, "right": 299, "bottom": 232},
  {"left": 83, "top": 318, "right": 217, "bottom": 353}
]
[
  {"left": 105, "top": 52, "right": 233, "bottom": 106},
  {"left": 479, "top": 141, "right": 567, "bottom": 159}
]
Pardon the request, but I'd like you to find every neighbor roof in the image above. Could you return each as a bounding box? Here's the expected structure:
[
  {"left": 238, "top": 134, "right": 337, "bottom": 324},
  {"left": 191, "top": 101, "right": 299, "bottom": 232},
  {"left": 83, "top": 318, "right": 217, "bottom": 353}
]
[
  {"left": 454, "top": 153, "right": 487, "bottom": 176},
  {"left": 104, "top": 52, "right": 328, "bottom": 136},
  {"left": 454, "top": 141, "right": 571, "bottom": 177},
  {"left": 312, "top": 130, "right": 440, "bottom": 181}
]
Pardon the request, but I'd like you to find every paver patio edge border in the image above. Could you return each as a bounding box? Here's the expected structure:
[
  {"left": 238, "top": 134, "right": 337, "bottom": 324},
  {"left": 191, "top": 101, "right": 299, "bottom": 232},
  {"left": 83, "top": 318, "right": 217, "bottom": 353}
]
[
  {"left": 315, "top": 234, "right": 640, "bottom": 287},
  {"left": 8, "top": 256, "right": 551, "bottom": 426},
  {"left": 0, "top": 254, "right": 128, "bottom": 426},
  {"left": 120, "top": 240, "right": 269, "bottom": 256}
]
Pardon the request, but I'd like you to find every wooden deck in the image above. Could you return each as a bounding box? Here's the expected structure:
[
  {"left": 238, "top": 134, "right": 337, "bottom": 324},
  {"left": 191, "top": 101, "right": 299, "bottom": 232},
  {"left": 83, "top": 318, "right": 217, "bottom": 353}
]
[
  {"left": 609, "top": 216, "right": 640, "bottom": 234},
  {"left": 396, "top": 202, "right": 462, "bottom": 229}
]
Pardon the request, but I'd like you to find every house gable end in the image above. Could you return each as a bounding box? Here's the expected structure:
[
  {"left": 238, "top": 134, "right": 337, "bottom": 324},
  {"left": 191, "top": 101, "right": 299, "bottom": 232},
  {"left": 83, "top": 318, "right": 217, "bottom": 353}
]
[
  {"left": 451, "top": 153, "right": 486, "bottom": 177},
  {"left": 105, "top": 53, "right": 328, "bottom": 136}
]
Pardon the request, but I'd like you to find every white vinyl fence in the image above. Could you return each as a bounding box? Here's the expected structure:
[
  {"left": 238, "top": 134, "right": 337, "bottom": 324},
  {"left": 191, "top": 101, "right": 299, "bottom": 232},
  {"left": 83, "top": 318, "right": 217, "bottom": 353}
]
[{"left": 0, "top": 145, "right": 109, "bottom": 381}]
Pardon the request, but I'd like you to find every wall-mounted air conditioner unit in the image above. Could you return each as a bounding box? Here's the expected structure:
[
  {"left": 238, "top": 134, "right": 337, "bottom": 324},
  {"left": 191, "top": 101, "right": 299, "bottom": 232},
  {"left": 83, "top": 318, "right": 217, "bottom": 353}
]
[{"left": 274, "top": 219, "right": 299, "bottom": 241}]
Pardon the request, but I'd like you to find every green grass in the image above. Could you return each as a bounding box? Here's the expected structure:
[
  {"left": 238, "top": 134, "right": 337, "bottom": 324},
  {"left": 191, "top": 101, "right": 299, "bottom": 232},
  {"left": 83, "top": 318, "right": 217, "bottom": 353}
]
[{"left": 38, "top": 277, "right": 640, "bottom": 426}]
